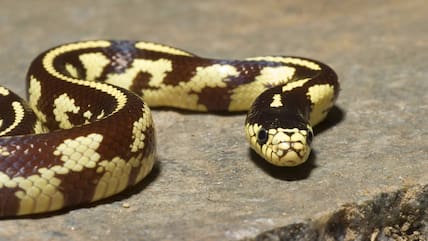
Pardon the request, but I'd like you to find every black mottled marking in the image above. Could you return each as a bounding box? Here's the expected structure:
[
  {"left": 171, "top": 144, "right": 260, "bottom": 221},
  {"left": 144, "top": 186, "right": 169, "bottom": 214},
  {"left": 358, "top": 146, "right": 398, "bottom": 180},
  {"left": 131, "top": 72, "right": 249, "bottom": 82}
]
[
  {"left": 104, "top": 40, "right": 137, "bottom": 74},
  {"left": 195, "top": 86, "right": 232, "bottom": 111},
  {"left": 130, "top": 71, "right": 154, "bottom": 96},
  {"left": 162, "top": 56, "right": 211, "bottom": 87},
  {"left": 0, "top": 186, "right": 20, "bottom": 216}
]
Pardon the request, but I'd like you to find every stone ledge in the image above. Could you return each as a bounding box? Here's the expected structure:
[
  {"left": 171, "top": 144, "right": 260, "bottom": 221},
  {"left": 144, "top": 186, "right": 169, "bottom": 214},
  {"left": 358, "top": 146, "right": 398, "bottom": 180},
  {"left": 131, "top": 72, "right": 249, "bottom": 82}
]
[{"left": 245, "top": 185, "right": 428, "bottom": 241}]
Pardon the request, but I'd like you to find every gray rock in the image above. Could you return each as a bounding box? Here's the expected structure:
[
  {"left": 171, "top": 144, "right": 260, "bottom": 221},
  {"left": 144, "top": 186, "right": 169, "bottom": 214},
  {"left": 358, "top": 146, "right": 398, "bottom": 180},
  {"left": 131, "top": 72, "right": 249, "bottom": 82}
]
[{"left": 246, "top": 185, "right": 428, "bottom": 240}]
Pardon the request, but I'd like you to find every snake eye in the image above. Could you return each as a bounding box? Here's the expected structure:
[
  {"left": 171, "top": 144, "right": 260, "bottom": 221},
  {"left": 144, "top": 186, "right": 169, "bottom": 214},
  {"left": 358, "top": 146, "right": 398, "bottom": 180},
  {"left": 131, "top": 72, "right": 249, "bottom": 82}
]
[
  {"left": 257, "top": 128, "right": 268, "bottom": 145},
  {"left": 307, "top": 130, "right": 313, "bottom": 145}
]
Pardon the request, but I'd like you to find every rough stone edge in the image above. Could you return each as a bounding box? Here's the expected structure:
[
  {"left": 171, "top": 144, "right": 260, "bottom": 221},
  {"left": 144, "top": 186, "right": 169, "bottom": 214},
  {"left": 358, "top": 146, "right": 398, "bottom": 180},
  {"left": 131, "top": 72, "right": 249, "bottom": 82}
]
[{"left": 242, "top": 184, "right": 428, "bottom": 241}]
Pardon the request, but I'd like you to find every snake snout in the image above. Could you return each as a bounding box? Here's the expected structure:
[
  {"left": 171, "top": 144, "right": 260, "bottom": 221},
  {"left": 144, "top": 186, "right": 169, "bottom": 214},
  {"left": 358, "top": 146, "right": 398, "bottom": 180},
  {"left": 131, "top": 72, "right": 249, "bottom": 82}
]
[
  {"left": 274, "top": 140, "right": 310, "bottom": 166},
  {"left": 268, "top": 128, "right": 312, "bottom": 166}
]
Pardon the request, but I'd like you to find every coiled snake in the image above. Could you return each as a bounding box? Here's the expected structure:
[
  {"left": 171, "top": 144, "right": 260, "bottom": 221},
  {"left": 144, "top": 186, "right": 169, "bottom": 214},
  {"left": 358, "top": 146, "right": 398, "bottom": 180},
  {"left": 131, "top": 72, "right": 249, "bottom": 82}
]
[{"left": 0, "top": 40, "right": 339, "bottom": 216}]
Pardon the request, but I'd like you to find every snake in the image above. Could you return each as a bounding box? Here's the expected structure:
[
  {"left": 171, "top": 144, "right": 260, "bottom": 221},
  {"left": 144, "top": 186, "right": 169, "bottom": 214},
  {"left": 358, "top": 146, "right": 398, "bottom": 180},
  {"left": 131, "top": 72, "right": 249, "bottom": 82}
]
[{"left": 0, "top": 40, "right": 339, "bottom": 216}]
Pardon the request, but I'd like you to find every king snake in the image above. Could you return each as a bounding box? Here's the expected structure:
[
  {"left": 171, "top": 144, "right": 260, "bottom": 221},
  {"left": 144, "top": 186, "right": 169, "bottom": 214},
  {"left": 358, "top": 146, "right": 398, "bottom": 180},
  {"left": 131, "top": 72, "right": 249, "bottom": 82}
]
[{"left": 0, "top": 40, "right": 339, "bottom": 216}]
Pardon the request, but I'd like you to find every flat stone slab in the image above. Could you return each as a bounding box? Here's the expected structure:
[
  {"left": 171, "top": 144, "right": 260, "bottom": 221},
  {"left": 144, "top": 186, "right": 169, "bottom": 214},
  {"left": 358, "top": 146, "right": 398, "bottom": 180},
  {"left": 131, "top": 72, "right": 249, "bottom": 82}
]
[{"left": 0, "top": 0, "right": 427, "bottom": 240}]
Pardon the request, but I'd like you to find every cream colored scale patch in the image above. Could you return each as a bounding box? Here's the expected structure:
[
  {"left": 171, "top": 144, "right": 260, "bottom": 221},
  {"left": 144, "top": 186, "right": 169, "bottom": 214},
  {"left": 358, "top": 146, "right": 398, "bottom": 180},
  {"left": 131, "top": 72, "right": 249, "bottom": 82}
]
[
  {"left": 0, "top": 102, "right": 25, "bottom": 136},
  {"left": 0, "top": 86, "right": 9, "bottom": 96},
  {"left": 65, "top": 64, "right": 79, "bottom": 78},
  {"left": 33, "top": 120, "right": 47, "bottom": 134},
  {"left": 282, "top": 78, "right": 309, "bottom": 92},
  {"left": 270, "top": 94, "right": 282, "bottom": 108},
  {"left": 189, "top": 64, "right": 238, "bottom": 91},
  {"left": 130, "top": 105, "right": 153, "bottom": 153},
  {"left": 53, "top": 93, "right": 96, "bottom": 128},
  {"left": 93, "top": 152, "right": 154, "bottom": 202},
  {"left": 28, "top": 76, "right": 47, "bottom": 123},
  {"left": 135, "top": 42, "right": 193, "bottom": 57},
  {"left": 0, "top": 147, "right": 10, "bottom": 156},
  {"left": 78, "top": 53, "right": 110, "bottom": 81},
  {"left": 307, "top": 84, "right": 335, "bottom": 125},
  {"left": 0, "top": 133, "right": 103, "bottom": 215},
  {"left": 53, "top": 133, "right": 103, "bottom": 172},
  {"left": 53, "top": 93, "right": 81, "bottom": 129},
  {"left": 0, "top": 169, "right": 63, "bottom": 215}
]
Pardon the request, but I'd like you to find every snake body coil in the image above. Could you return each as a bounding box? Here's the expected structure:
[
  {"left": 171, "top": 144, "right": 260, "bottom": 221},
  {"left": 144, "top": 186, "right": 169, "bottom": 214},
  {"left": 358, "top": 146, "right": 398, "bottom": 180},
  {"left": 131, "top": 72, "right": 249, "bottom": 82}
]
[{"left": 0, "top": 40, "right": 339, "bottom": 216}]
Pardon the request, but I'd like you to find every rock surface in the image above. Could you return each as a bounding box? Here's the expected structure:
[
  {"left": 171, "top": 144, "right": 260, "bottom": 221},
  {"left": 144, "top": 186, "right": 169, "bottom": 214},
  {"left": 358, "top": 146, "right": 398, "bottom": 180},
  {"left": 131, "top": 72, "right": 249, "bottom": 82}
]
[
  {"left": 0, "top": 0, "right": 427, "bottom": 240},
  {"left": 245, "top": 185, "right": 428, "bottom": 241}
]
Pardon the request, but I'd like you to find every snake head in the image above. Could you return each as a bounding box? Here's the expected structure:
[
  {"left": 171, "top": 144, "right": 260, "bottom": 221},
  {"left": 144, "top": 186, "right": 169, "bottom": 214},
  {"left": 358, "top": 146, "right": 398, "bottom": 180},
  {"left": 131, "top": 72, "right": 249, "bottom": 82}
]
[
  {"left": 246, "top": 122, "right": 313, "bottom": 166},
  {"left": 244, "top": 86, "right": 314, "bottom": 166}
]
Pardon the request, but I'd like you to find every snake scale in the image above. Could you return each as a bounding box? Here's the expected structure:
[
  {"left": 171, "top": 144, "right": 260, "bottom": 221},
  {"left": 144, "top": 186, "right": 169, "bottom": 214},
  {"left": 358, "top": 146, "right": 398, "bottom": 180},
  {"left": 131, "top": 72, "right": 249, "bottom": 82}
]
[{"left": 0, "top": 40, "right": 339, "bottom": 216}]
